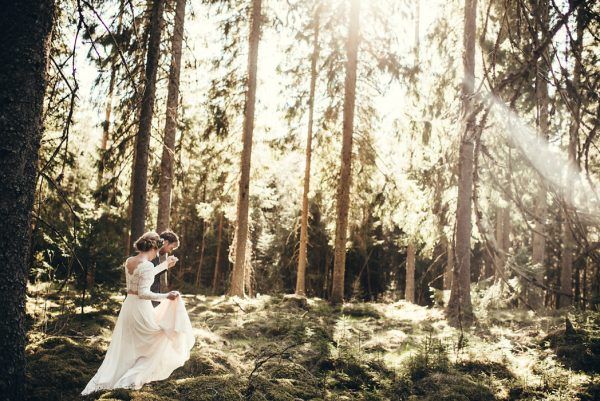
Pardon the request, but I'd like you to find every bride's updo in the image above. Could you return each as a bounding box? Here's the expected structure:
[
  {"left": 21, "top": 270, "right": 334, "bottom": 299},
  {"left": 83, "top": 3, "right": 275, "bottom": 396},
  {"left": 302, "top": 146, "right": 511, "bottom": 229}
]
[{"left": 133, "top": 231, "right": 164, "bottom": 252}]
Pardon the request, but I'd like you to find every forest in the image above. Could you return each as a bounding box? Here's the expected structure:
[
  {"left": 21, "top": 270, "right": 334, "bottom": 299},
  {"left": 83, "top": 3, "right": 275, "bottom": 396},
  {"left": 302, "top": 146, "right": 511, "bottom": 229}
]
[{"left": 0, "top": 0, "right": 599, "bottom": 400}]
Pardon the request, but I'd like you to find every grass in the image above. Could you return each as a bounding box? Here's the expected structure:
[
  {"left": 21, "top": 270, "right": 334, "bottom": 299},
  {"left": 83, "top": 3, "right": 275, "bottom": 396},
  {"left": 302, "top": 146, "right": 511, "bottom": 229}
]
[{"left": 25, "top": 285, "right": 600, "bottom": 401}]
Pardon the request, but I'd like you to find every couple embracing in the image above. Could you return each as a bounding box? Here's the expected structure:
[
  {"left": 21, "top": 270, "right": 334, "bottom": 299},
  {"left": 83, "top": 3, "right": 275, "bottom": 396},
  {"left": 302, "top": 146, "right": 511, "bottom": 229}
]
[{"left": 82, "top": 230, "right": 196, "bottom": 395}]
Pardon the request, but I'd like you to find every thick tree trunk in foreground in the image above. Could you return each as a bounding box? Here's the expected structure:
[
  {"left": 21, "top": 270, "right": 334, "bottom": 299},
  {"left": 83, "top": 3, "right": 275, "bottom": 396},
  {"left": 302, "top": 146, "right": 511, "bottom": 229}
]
[
  {"left": 405, "top": 242, "right": 416, "bottom": 303},
  {"left": 229, "top": 0, "right": 262, "bottom": 297},
  {"left": 129, "top": 0, "right": 166, "bottom": 251},
  {"left": 0, "top": 1, "right": 55, "bottom": 398},
  {"left": 296, "top": 6, "right": 320, "bottom": 297},
  {"left": 447, "top": 0, "right": 477, "bottom": 325},
  {"left": 330, "top": 0, "right": 360, "bottom": 305},
  {"left": 156, "top": 0, "right": 187, "bottom": 233}
]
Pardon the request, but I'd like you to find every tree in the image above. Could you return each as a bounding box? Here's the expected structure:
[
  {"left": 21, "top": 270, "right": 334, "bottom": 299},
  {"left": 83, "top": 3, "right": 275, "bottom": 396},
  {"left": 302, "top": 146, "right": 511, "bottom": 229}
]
[
  {"left": 296, "top": 3, "right": 321, "bottom": 297},
  {"left": 405, "top": 242, "right": 416, "bottom": 302},
  {"left": 444, "top": 238, "right": 453, "bottom": 290},
  {"left": 229, "top": 0, "right": 262, "bottom": 297},
  {"left": 129, "top": 0, "right": 166, "bottom": 250},
  {"left": 211, "top": 212, "right": 225, "bottom": 294},
  {"left": 559, "top": 0, "right": 584, "bottom": 308},
  {"left": 330, "top": 0, "right": 360, "bottom": 305},
  {"left": 157, "top": 0, "right": 187, "bottom": 234},
  {"left": 96, "top": 0, "right": 125, "bottom": 203},
  {"left": 447, "top": 0, "right": 477, "bottom": 324},
  {"left": 404, "top": 0, "right": 419, "bottom": 305},
  {"left": 0, "top": 1, "right": 55, "bottom": 397},
  {"left": 530, "top": 0, "right": 550, "bottom": 309}
]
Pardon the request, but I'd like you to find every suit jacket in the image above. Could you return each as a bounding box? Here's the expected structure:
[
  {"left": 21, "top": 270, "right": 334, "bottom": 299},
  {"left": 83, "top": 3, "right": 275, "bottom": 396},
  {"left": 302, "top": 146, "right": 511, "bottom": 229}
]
[{"left": 150, "top": 253, "right": 168, "bottom": 307}]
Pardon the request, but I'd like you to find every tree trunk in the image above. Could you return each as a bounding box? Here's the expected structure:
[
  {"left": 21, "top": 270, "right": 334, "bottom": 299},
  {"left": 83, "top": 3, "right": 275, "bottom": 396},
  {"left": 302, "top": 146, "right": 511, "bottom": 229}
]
[
  {"left": 211, "top": 212, "right": 224, "bottom": 294},
  {"left": 97, "top": 65, "right": 116, "bottom": 195},
  {"left": 444, "top": 237, "right": 454, "bottom": 290},
  {"left": 494, "top": 204, "right": 510, "bottom": 281},
  {"left": 529, "top": 0, "right": 549, "bottom": 309},
  {"left": 156, "top": 0, "right": 186, "bottom": 233},
  {"left": 296, "top": 6, "right": 320, "bottom": 297},
  {"left": 194, "top": 221, "right": 207, "bottom": 289},
  {"left": 447, "top": 0, "right": 477, "bottom": 325},
  {"left": 559, "top": 3, "right": 583, "bottom": 308},
  {"left": 330, "top": 0, "right": 360, "bottom": 305},
  {"left": 405, "top": 242, "right": 416, "bottom": 303},
  {"left": 97, "top": 0, "right": 125, "bottom": 202},
  {"left": 129, "top": 0, "right": 166, "bottom": 251},
  {"left": 229, "top": 0, "right": 262, "bottom": 297},
  {"left": 0, "top": 1, "right": 55, "bottom": 397}
]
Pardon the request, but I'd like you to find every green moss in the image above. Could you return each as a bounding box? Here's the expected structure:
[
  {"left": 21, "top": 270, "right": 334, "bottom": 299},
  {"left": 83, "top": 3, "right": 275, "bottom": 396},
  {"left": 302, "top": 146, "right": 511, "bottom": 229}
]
[
  {"left": 412, "top": 372, "right": 496, "bottom": 401},
  {"left": 171, "top": 375, "right": 245, "bottom": 401},
  {"left": 97, "top": 388, "right": 132, "bottom": 400},
  {"left": 248, "top": 375, "right": 323, "bottom": 401},
  {"left": 26, "top": 336, "right": 104, "bottom": 401},
  {"left": 44, "top": 310, "right": 117, "bottom": 338},
  {"left": 455, "top": 360, "right": 515, "bottom": 381},
  {"left": 171, "top": 347, "right": 238, "bottom": 379},
  {"left": 578, "top": 378, "right": 600, "bottom": 401},
  {"left": 249, "top": 361, "right": 323, "bottom": 400},
  {"left": 342, "top": 304, "right": 382, "bottom": 320},
  {"left": 323, "top": 354, "right": 396, "bottom": 394},
  {"left": 542, "top": 326, "right": 600, "bottom": 373}
]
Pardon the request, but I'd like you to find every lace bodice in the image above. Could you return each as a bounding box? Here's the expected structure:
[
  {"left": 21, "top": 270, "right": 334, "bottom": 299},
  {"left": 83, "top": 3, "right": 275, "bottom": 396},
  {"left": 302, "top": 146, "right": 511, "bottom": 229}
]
[{"left": 125, "top": 259, "right": 169, "bottom": 300}]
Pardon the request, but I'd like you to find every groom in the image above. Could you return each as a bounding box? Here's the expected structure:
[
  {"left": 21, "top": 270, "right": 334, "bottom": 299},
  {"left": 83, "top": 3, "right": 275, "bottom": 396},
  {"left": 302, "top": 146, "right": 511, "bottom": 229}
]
[{"left": 151, "top": 229, "right": 180, "bottom": 307}]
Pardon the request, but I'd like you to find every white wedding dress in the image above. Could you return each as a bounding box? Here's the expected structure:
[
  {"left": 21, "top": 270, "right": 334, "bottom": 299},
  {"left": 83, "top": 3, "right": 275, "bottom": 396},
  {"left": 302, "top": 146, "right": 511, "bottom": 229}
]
[{"left": 81, "top": 259, "right": 195, "bottom": 395}]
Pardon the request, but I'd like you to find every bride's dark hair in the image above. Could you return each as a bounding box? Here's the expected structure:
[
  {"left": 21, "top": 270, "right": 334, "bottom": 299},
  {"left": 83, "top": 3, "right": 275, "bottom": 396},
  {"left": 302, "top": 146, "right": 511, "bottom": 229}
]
[{"left": 133, "top": 231, "right": 164, "bottom": 252}]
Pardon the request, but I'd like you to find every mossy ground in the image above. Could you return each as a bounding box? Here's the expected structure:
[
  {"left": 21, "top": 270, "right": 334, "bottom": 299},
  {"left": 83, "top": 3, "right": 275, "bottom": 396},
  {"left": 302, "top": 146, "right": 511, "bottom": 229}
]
[{"left": 25, "top": 285, "right": 600, "bottom": 400}]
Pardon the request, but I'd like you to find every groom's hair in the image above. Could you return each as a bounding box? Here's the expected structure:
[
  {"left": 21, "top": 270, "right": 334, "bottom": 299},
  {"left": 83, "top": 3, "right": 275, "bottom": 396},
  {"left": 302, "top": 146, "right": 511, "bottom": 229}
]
[{"left": 160, "top": 229, "right": 180, "bottom": 246}]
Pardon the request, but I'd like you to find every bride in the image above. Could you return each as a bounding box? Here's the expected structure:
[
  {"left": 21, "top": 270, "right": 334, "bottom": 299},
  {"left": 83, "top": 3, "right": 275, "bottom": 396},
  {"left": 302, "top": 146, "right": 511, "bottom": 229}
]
[{"left": 82, "top": 231, "right": 195, "bottom": 395}]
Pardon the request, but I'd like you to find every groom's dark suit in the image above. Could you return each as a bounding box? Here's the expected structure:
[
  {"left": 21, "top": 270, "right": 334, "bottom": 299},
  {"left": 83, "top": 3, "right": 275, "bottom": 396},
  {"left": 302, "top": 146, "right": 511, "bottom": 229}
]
[{"left": 150, "top": 253, "right": 168, "bottom": 307}]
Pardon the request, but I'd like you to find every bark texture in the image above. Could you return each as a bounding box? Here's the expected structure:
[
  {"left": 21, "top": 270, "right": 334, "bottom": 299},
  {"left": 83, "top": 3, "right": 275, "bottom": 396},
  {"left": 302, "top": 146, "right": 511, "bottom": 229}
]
[
  {"left": 0, "top": 1, "right": 55, "bottom": 398},
  {"left": 296, "top": 5, "right": 320, "bottom": 297},
  {"left": 405, "top": 242, "right": 416, "bottom": 303},
  {"left": 156, "top": 0, "right": 187, "bottom": 233},
  {"left": 330, "top": 0, "right": 360, "bottom": 305},
  {"left": 559, "top": 2, "right": 583, "bottom": 308},
  {"left": 229, "top": 0, "right": 262, "bottom": 297},
  {"left": 530, "top": 0, "right": 549, "bottom": 309},
  {"left": 447, "top": 0, "right": 477, "bottom": 325},
  {"left": 129, "top": 0, "right": 166, "bottom": 250}
]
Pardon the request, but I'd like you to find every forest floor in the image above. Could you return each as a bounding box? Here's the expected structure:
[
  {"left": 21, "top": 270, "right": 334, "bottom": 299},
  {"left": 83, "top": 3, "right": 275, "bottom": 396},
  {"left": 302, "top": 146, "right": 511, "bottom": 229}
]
[{"left": 24, "top": 284, "right": 600, "bottom": 401}]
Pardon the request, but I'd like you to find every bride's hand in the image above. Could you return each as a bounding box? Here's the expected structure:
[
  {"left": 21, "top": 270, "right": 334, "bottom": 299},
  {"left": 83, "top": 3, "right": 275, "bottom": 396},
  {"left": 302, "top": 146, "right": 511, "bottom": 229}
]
[
  {"left": 167, "top": 291, "right": 180, "bottom": 300},
  {"left": 167, "top": 256, "right": 178, "bottom": 268}
]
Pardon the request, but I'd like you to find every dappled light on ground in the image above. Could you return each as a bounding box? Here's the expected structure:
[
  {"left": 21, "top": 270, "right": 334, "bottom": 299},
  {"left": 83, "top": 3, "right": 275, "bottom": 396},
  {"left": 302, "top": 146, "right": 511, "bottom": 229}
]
[{"left": 25, "top": 287, "right": 600, "bottom": 400}]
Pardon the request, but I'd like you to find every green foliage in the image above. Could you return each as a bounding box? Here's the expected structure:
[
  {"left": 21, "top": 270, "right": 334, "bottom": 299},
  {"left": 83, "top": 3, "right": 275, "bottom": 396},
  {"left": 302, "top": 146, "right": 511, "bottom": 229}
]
[{"left": 405, "top": 333, "right": 449, "bottom": 381}]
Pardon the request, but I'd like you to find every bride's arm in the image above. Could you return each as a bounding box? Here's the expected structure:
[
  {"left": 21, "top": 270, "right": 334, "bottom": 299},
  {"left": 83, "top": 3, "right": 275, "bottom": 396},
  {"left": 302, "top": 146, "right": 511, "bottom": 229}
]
[
  {"left": 154, "top": 256, "right": 177, "bottom": 276},
  {"left": 137, "top": 265, "right": 169, "bottom": 300},
  {"left": 154, "top": 260, "right": 169, "bottom": 276}
]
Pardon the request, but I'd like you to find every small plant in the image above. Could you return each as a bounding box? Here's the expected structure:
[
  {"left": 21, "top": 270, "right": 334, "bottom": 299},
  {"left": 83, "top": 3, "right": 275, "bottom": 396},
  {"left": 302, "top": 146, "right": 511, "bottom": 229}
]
[{"left": 405, "top": 331, "right": 449, "bottom": 381}]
